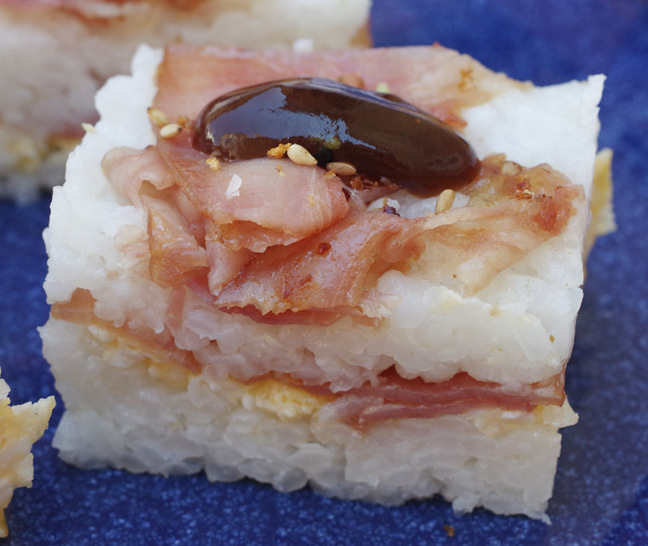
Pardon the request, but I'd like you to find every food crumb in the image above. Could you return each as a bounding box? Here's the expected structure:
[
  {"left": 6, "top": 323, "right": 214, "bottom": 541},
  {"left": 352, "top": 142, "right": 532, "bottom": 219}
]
[
  {"left": 267, "top": 143, "right": 291, "bottom": 159},
  {"left": 443, "top": 524, "right": 455, "bottom": 538},
  {"left": 206, "top": 156, "right": 221, "bottom": 171}
]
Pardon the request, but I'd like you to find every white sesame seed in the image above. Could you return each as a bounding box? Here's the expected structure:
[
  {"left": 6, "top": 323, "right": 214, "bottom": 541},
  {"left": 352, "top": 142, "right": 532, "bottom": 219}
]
[
  {"left": 81, "top": 122, "right": 96, "bottom": 134},
  {"left": 147, "top": 107, "right": 169, "bottom": 127},
  {"left": 435, "top": 189, "right": 456, "bottom": 214},
  {"left": 287, "top": 143, "right": 317, "bottom": 166},
  {"left": 159, "top": 123, "right": 183, "bottom": 138},
  {"left": 326, "top": 161, "right": 357, "bottom": 176},
  {"left": 376, "top": 82, "right": 391, "bottom": 93}
]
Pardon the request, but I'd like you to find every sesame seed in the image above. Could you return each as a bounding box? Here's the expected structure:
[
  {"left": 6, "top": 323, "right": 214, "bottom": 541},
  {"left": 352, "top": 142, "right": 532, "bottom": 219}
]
[
  {"left": 515, "top": 189, "right": 535, "bottom": 200},
  {"left": 501, "top": 161, "right": 518, "bottom": 176},
  {"left": 206, "top": 157, "right": 221, "bottom": 171},
  {"left": 147, "top": 107, "right": 169, "bottom": 127},
  {"left": 159, "top": 123, "right": 183, "bottom": 138},
  {"left": 435, "top": 189, "right": 455, "bottom": 214},
  {"left": 326, "top": 161, "right": 357, "bottom": 177},
  {"left": 287, "top": 143, "right": 317, "bottom": 166},
  {"left": 81, "top": 122, "right": 96, "bottom": 134},
  {"left": 376, "top": 82, "right": 391, "bottom": 93},
  {"left": 338, "top": 73, "right": 365, "bottom": 89}
]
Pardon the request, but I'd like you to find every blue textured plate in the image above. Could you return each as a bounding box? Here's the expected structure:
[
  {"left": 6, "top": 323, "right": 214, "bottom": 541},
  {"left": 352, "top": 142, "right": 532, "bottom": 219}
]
[{"left": 1, "top": 1, "right": 647, "bottom": 544}]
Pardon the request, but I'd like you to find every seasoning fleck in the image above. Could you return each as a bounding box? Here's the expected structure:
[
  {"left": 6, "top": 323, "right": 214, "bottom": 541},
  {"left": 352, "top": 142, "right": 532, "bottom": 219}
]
[
  {"left": 376, "top": 82, "right": 391, "bottom": 93},
  {"left": 317, "top": 242, "right": 332, "bottom": 256}
]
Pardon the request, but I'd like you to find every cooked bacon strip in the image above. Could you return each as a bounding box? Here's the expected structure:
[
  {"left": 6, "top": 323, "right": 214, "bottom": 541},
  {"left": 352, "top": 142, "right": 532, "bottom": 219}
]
[
  {"left": 144, "top": 195, "right": 208, "bottom": 287},
  {"left": 288, "top": 368, "right": 566, "bottom": 428},
  {"left": 51, "top": 288, "right": 201, "bottom": 374},
  {"left": 213, "top": 210, "right": 429, "bottom": 314},
  {"left": 154, "top": 44, "right": 525, "bottom": 130},
  {"left": 102, "top": 146, "right": 176, "bottom": 207},
  {"left": 155, "top": 134, "right": 350, "bottom": 254},
  {"left": 213, "top": 162, "right": 581, "bottom": 315}
]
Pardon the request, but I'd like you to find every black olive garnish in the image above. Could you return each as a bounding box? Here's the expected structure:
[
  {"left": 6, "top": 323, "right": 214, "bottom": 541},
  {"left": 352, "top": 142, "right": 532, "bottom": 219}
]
[{"left": 192, "top": 77, "right": 480, "bottom": 197}]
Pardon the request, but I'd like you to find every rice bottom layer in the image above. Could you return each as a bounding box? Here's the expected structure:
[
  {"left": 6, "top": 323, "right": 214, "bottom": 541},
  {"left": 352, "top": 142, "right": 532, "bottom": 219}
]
[{"left": 42, "top": 318, "right": 576, "bottom": 520}]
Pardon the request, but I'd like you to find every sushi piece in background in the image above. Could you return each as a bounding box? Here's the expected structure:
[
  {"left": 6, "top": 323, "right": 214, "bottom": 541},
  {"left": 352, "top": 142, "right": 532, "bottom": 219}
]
[
  {"left": 0, "top": 0, "right": 371, "bottom": 201},
  {"left": 0, "top": 367, "right": 55, "bottom": 537},
  {"left": 41, "top": 42, "right": 609, "bottom": 520}
]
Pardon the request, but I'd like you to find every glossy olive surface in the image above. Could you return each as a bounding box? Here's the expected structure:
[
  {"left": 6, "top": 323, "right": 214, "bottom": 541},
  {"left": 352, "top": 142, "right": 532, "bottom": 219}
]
[{"left": 192, "top": 77, "right": 479, "bottom": 196}]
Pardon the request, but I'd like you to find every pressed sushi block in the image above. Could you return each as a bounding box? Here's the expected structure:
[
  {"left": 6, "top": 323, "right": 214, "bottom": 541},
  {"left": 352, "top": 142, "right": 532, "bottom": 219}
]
[
  {"left": 0, "top": 0, "right": 371, "bottom": 201},
  {"left": 41, "top": 43, "right": 607, "bottom": 520}
]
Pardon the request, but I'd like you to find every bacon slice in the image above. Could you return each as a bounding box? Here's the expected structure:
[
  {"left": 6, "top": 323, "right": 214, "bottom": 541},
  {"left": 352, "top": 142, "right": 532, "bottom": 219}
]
[
  {"left": 214, "top": 210, "right": 429, "bottom": 314},
  {"left": 154, "top": 44, "right": 525, "bottom": 130},
  {"left": 249, "top": 367, "right": 566, "bottom": 429},
  {"left": 155, "top": 134, "right": 350, "bottom": 254},
  {"left": 51, "top": 288, "right": 202, "bottom": 374}
]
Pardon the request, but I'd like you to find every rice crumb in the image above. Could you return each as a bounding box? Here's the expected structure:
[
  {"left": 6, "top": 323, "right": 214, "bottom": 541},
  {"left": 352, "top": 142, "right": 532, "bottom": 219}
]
[
  {"left": 287, "top": 143, "right": 317, "bottom": 166},
  {"left": 435, "top": 189, "right": 455, "bottom": 214},
  {"left": 376, "top": 82, "right": 391, "bottom": 93},
  {"left": 160, "top": 123, "right": 183, "bottom": 139},
  {"left": 226, "top": 174, "right": 243, "bottom": 199}
]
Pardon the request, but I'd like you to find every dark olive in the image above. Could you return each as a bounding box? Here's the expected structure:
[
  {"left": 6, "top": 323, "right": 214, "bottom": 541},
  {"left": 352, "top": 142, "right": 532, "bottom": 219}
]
[{"left": 192, "top": 77, "right": 480, "bottom": 197}]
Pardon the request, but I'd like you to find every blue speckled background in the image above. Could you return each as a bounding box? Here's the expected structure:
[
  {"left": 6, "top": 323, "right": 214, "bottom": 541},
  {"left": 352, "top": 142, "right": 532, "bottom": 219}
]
[{"left": 1, "top": 0, "right": 647, "bottom": 544}]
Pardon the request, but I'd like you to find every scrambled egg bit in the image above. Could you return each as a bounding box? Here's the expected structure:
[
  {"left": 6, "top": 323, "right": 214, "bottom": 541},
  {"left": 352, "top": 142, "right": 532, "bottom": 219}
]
[
  {"left": 0, "top": 370, "right": 55, "bottom": 537},
  {"left": 244, "top": 378, "right": 330, "bottom": 420}
]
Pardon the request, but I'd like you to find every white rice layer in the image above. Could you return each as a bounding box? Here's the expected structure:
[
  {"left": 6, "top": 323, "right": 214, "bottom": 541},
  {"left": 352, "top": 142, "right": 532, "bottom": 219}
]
[
  {"left": 42, "top": 318, "right": 577, "bottom": 520},
  {"left": 41, "top": 45, "right": 601, "bottom": 519}
]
